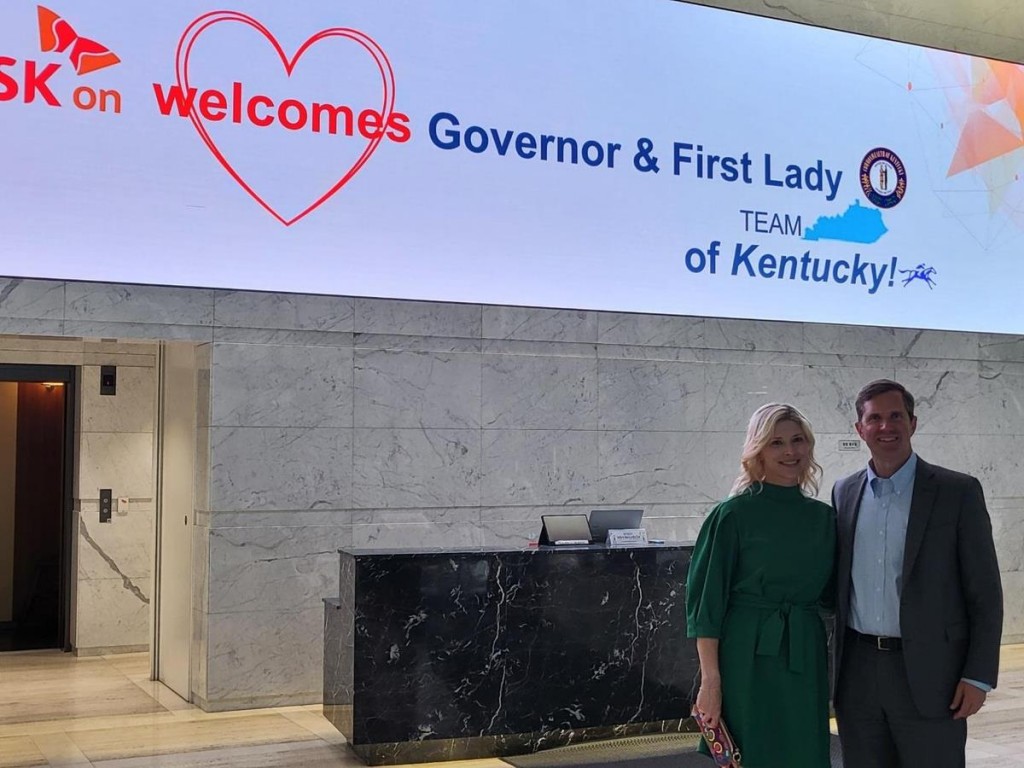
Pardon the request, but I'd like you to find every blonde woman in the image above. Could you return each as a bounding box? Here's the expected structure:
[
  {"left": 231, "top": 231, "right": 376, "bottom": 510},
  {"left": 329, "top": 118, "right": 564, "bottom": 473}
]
[{"left": 686, "top": 403, "right": 836, "bottom": 768}]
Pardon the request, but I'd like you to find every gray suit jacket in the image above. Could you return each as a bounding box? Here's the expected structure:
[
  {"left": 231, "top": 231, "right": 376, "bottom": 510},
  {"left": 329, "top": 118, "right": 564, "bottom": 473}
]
[{"left": 832, "top": 457, "right": 1003, "bottom": 718}]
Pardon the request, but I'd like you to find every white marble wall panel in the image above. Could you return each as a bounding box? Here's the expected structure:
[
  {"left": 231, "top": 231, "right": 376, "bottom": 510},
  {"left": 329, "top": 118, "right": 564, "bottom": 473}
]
[
  {"left": 207, "top": 524, "right": 351, "bottom": 614},
  {"left": 641, "top": 505, "right": 713, "bottom": 542},
  {"left": 74, "top": 575, "right": 150, "bottom": 649},
  {"left": 703, "top": 362, "right": 811, "bottom": 431},
  {"left": 597, "top": 312, "right": 705, "bottom": 348},
  {"left": 212, "top": 327, "right": 355, "bottom": 346},
  {"left": 804, "top": 324, "right": 978, "bottom": 360},
  {"left": 476, "top": 506, "right": 550, "bottom": 546},
  {"left": 702, "top": 431, "right": 752, "bottom": 500},
  {"left": 815, "top": 433, "right": 874, "bottom": 498},
  {"left": 351, "top": 518, "right": 484, "bottom": 549},
  {"left": 352, "top": 428, "right": 480, "bottom": 509},
  {"left": 77, "top": 507, "right": 153, "bottom": 580},
  {"left": 977, "top": 362, "right": 1024, "bottom": 435},
  {"left": 1001, "top": 572, "right": 1024, "bottom": 642},
  {"left": 354, "top": 349, "right": 480, "bottom": 429},
  {"left": 210, "top": 344, "right": 353, "bottom": 429},
  {"left": 482, "top": 355, "right": 598, "bottom": 429},
  {"left": 802, "top": 363, "right": 901, "bottom": 433},
  {"left": 705, "top": 317, "right": 804, "bottom": 352},
  {"left": 79, "top": 366, "right": 156, "bottom": 433},
  {"left": 191, "top": 606, "right": 208, "bottom": 702},
  {"left": 62, "top": 320, "right": 214, "bottom": 342},
  {"left": 989, "top": 503, "right": 1024, "bottom": 573},
  {"left": 205, "top": 607, "right": 324, "bottom": 707},
  {"left": 0, "top": 278, "right": 65, "bottom": 320},
  {"left": 194, "top": 345, "right": 213, "bottom": 523},
  {"left": 208, "top": 427, "right": 352, "bottom": 511},
  {"left": 192, "top": 521, "right": 210, "bottom": 616},
  {"left": 213, "top": 290, "right": 354, "bottom": 332},
  {"left": 912, "top": 434, "right": 1016, "bottom": 495},
  {"left": 597, "top": 359, "right": 705, "bottom": 431},
  {"left": 482, "top": 339, "right": 597, "bottom": 359},
  {"left": 65, "top": 283, "right": 215, "bottom": 327},
  {"left": 979, "top": 334, "right": 1024, "bottom": 362},
  {"left": 596, "top": 430, "right": 717, "bottom": 505},
  {"left": 891, "top": 366, "right": 981, "bottom": 435},
  {"left": 354, "top": 334, "right": 481, "bottom": 356},
  {"left": 0, "top": 278, "right": 65, "bottom": 334},
  {"left": 77, "top": 433, "right": 154, "bottom": 499},
  {"left": 481, "top": 429, "right": 599, "bottom": 507},
  {"left": 354, "top": 298, "right": 481, "bottom": 338},
  {"left": 482, "top": 306, "right": 598, "bottom": 342}
]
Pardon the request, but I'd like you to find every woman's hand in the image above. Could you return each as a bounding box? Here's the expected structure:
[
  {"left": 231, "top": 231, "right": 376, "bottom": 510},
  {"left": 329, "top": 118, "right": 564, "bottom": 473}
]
[{"left": 694, "top": 679, "right": 722, "bottom": 727}]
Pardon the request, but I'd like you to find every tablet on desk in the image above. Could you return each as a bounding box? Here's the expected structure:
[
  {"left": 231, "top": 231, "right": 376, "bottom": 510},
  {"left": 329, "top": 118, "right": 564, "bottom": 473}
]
[
  {"left": 588, "top": 508, "right": 644, "bottom": 544},
  {"left": 539, "top": 514, "right": 593, "bottom": 545}
]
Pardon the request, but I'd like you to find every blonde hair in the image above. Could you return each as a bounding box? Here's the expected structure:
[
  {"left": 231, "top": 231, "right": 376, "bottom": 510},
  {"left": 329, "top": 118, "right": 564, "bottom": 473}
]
[{"left": 730, "top": 403, "right": 822, "bottom": 497}]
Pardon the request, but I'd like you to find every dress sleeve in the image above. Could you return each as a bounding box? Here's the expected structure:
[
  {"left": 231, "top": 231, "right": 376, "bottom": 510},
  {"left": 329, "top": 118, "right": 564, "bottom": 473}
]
[{"left": 686, "top": 502, "right": 739, "bottom": 638}]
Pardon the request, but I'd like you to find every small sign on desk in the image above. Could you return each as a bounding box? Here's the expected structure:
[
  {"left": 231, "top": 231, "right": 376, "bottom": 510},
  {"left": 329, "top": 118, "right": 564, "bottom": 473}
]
[{"left": 607, "top": 528, "right": 649, "bottom": 547}]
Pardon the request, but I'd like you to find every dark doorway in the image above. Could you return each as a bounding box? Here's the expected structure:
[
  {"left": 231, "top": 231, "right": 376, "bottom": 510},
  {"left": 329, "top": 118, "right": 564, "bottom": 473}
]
[{"left": 0, "top": 364, "right": 76, "bottom": 652}]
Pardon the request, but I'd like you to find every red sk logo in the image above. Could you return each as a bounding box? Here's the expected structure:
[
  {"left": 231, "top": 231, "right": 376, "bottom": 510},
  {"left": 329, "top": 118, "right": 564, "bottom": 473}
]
[{"left": 37, "top": 5, "right": 121, "bottom": 75}]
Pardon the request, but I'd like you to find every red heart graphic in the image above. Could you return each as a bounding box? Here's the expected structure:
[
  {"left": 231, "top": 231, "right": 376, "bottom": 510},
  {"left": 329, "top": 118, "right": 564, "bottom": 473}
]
[{"left": 175, "top": 11, "right": 395, "bottom": 226}]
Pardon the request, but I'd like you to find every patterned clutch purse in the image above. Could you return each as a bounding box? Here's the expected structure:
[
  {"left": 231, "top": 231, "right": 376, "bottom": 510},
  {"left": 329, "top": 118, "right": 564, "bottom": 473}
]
[{"left": 693, "top": 710, "right": 742, "bottom": 767}]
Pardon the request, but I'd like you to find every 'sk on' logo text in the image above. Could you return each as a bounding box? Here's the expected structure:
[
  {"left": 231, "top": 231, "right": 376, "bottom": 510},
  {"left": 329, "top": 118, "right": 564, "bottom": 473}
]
[
  {"left": 0, "top": 6, "right": 121, "bottom": 108},
  {"left": 1, "top": 6, "right": 410, "bottom": 225}
]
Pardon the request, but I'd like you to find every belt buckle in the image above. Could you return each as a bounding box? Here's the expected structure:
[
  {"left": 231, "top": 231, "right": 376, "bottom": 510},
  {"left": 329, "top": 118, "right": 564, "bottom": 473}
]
[{"left": 875, "top": 636, "right": 887, "bottom": 651}]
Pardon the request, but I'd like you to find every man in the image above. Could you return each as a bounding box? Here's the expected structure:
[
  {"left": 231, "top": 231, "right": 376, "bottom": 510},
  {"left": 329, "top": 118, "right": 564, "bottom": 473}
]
[{"left": 832, "top": 379, "right": 1003, "bottom": 768}]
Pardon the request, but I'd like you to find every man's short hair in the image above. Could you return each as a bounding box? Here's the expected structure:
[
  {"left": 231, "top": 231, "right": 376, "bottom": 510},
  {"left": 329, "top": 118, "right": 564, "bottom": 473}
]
[{"left": 855, "top": 379, "right": 915, "bottom": 421}]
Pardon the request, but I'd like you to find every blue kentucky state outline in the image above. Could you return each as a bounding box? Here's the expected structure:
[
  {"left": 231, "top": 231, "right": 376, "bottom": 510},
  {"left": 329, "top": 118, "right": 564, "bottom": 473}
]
[{"left": 803, "top": 200, "right": 888, "bottom": 244}]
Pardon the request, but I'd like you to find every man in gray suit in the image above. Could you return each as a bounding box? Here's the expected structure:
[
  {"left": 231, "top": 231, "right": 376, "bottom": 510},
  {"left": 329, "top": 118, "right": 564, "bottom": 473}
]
[{"left": 832, "top": 379, "right": 1003, "bottom": 768}]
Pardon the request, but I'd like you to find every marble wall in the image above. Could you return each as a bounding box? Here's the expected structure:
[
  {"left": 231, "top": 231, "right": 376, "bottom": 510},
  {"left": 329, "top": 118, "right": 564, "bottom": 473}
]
[
  {"left": 1, "top": 277, "right": 1023, "bottom": 709},
  {"left": 202, "top": 301, "right": 1024, "bottom": 708},
  {"left": 0, "top": 329, "right": 157, "bottom": 654}
]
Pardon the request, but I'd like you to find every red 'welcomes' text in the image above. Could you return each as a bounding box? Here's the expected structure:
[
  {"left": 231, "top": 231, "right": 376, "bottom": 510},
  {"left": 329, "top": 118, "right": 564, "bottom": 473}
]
[{"left": 152, "top": 81, "right": 411, "bottom": 141}]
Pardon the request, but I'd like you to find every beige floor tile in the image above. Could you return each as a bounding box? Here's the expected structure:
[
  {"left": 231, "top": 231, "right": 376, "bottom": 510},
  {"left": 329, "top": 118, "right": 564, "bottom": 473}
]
[
  {"left": 90, "top": 741, "right": 361, "bottom": 767},
  {"left": 28, "top": 731, "right": 90, "bottom": 766},
  {"left": 0, "top": 653, "right": 165, "bottom": 726},
  {"left": 0, "top": 735, "right": 46, "bottom": 768},
  {"left": 68, "top": 712, "right": 319, "bottom": 761},
  {"left": 100, "top": 653, "right": 151, "bottom": 682},
  {"left": 276, "top": 707, "right": 348, "bottom": 745}
]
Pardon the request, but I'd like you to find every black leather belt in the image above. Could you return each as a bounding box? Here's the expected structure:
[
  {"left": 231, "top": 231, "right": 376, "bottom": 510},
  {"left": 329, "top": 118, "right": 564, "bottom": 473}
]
[{"left": 849, "top": 628, "right": 903, "bottom": 651}]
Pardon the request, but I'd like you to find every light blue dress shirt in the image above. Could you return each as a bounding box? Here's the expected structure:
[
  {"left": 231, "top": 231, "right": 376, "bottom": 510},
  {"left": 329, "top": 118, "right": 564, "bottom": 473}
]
[
  {"left": 849, "top": 452, "right": 991, "bottom": 692},
  {"left": 849, "top": 453, "right": 916, "bottom": 637}
]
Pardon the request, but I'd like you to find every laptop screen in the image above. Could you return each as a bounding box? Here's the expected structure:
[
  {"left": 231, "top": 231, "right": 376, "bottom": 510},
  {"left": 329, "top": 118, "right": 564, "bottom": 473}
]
[
  {"left": 540, "top": 514, "right": 593, "bottom": 544},
  {"left": 588, "top": 509, "right": 644, "bottom": 544}
]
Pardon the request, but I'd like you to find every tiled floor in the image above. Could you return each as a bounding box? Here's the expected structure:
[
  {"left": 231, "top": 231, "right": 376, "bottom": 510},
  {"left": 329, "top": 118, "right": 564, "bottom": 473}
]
[{"left": 0, "top": 648, "right": 1022, "bottom": 767}]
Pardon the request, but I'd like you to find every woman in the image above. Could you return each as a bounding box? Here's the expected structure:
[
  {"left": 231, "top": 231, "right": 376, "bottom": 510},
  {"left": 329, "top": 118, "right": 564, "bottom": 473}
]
[{"left": 686, "top": 403, "right": 835, "bottom": 767}]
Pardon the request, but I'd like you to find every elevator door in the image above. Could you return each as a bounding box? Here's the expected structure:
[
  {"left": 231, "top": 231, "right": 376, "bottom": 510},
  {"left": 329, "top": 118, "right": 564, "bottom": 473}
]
[{"left": 0, "top": 365, "right": 75, "bottom": 652}]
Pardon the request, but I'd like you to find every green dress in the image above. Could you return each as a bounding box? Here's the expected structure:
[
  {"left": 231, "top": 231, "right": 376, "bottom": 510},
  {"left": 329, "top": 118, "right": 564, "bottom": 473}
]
[{"left": 686, "top": 483, "right": 836, "bottom": 768}]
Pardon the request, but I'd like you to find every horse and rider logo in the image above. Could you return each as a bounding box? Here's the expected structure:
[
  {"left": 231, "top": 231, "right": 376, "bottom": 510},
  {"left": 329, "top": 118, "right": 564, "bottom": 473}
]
[{"left": 899, "top": 263, "right": 936, "bottom": 288}]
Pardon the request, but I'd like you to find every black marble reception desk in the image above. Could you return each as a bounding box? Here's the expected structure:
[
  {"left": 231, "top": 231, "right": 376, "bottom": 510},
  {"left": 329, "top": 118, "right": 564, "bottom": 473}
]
[{"left": 323, "top": 544, "right": 697, "bottom": 765}]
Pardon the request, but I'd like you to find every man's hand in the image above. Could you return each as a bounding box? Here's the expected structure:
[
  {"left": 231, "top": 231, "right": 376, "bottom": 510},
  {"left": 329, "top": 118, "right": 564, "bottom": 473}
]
[{"left": 950, "top": 680, "right": 987, "bottom": 719}]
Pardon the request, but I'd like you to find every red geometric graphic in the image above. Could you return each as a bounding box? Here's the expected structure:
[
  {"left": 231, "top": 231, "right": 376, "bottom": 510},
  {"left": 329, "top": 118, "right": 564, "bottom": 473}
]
[
  {"left": 175, "top": 11, "right": 397, "bottom": 226},
  {"left": 37, "top": 5, "right": 121, "bottom": 76}
]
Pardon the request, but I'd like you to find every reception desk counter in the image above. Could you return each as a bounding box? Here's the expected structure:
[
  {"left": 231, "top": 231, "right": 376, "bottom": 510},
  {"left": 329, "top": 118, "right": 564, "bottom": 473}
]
[{"left": 323, "top": 543, "right": 697, "bottom": 764}]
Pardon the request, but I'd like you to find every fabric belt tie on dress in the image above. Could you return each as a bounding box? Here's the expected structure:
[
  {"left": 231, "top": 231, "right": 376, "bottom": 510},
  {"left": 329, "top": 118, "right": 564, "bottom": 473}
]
[{"left": 730, "top": 594, "right": 818, "bottom": 673}]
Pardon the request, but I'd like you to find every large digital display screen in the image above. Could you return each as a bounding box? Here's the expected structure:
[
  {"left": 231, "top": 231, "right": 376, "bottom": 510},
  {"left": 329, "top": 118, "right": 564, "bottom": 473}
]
[{"left": 1, "top": 1, "right": 1020, "bottom": 331}]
